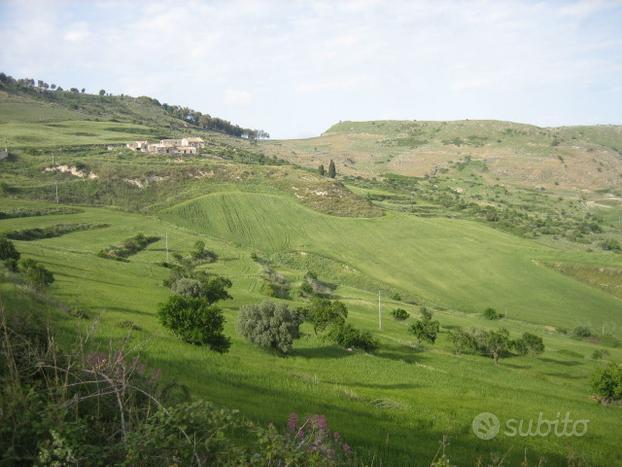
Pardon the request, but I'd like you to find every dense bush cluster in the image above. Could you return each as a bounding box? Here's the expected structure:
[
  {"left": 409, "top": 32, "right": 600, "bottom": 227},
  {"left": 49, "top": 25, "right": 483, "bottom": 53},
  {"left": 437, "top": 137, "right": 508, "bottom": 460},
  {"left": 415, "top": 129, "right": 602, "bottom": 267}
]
[
  {"left": 0, "top": 207, "right": 82, "bottom": 219},
  {"left": 6, "top": 223, "right": 108, "bottom": 241},
  {"left": 98, "top": 233, "right": 159, "bottom": 260},
  {"left": 160, "top": 243, "right": 232, "bottom": 351},
  {"left": 449, "top": 328, "right": 544, "bottom": 364}
]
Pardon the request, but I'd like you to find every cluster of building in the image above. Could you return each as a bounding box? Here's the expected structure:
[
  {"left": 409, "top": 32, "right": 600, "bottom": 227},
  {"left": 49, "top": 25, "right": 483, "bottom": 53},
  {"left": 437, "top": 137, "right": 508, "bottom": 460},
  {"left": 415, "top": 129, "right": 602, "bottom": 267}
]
[{"left": 126, "top": 137, "right": 205, "bottom": 155}]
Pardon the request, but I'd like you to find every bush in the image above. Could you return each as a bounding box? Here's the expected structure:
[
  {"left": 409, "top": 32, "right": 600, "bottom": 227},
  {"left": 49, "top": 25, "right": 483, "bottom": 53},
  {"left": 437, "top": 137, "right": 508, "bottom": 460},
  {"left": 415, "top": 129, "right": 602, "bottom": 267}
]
[
  {"left": 600, "top": 238, "right": 621, "bottom": 252},
  {"left": 512, "top": 332, "right": 545, "bottom": 356},
  {"left": 483, "top": 307, "right": 504, "bottom": 320},
  {"left": 327, "top": 323, "right": 378, "bottom": 352},
  {"left": 20, "top": 258, "right": 54, "bottom": 289},
  {"left": 158, "top": 295, "right": 230, "bottom": 352},
  {"left": 591, "top": 363, "right": 622, "bottom": 404},
  {"left": 0, "top": 237, "right": 20, "bottom": 261},
  {"left": 573, "top": 326, "right": 592, "bottom": 338},
  {"left": 391, "top": 308, "right": 410, "bottom": 321},
  {"left": 237, "top": 302, "right": 303, "bottom": 354},
  {"left": 592, "top": 349, "right": 610, "bottom": 360}
]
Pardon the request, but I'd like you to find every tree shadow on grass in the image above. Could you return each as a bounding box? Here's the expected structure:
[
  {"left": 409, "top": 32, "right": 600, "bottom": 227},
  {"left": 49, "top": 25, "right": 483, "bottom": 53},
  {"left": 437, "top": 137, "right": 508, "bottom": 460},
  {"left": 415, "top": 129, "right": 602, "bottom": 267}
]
[
  {"left": 542, "top": 372, "right": 584, "bottom": 380},
  {"left": 293, "top": 345, "right": 351, "bottom": 359},
  {"left": 537, "top": 357, "right": 583, "bottom": 366}
]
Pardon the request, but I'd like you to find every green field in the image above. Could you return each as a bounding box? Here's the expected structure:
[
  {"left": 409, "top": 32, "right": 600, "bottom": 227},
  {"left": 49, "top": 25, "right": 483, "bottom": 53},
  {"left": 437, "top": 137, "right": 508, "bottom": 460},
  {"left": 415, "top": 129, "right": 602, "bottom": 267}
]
[{"left": 1, "top": 85, "right": 622, "bottom": 465}]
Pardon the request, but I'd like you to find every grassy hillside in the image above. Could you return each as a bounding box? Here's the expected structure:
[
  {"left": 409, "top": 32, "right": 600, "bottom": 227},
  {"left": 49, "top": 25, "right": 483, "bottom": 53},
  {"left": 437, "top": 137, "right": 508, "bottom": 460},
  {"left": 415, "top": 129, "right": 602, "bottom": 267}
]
[
  {"left": 261, "top": 119, "right": 622, "bottom": 193},
  {"left": 1, "top": 89, "right": 622, "bottom": 465}
]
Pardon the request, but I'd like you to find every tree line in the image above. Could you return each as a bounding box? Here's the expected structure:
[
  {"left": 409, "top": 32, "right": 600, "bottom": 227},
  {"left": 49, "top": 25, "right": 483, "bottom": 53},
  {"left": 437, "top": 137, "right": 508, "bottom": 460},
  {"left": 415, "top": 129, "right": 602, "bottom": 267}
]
[{"left": 0, "top": 72, "right": 269, "bottom": 140}]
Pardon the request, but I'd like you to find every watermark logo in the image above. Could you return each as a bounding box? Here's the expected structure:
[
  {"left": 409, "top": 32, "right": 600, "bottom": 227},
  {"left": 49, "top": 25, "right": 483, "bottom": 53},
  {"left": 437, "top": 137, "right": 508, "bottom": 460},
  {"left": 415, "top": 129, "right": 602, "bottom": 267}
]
[
  {"left": 472, "top": 412, "right": 589, "bottom": 440},
  {"left": 472, "top": 412, "right": 500, "bottom": 440}
]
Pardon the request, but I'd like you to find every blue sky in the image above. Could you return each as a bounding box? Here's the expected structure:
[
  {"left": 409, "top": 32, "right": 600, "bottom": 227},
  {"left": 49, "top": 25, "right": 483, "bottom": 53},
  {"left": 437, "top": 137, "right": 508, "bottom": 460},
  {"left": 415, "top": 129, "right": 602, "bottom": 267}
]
[{"left": 1, "top": 0, "right": 621, "bottom": 138}]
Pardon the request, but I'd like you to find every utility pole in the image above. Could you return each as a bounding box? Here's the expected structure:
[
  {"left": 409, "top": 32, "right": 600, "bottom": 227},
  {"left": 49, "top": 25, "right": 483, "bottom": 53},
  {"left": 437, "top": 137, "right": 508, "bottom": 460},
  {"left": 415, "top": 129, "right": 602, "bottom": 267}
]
[{"left": 378, "top": 290, "right": 382, "bottom": 331}]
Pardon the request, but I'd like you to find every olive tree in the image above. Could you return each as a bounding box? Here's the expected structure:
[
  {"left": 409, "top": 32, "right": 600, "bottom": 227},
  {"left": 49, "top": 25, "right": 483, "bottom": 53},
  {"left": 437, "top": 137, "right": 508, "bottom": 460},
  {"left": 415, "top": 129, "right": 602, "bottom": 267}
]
[{"left": 237, "top": 302, "right": 303, "bottom": 354}]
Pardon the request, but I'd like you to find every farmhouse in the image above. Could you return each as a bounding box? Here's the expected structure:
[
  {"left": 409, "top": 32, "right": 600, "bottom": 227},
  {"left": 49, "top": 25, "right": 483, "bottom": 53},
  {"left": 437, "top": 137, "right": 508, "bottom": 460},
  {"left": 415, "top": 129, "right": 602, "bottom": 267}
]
[
  {"left": 126, "top": 141, "right": 148, "bottom": 152},
  {"left": 126, "top": 137, "right": 205, "bottom": 155}
]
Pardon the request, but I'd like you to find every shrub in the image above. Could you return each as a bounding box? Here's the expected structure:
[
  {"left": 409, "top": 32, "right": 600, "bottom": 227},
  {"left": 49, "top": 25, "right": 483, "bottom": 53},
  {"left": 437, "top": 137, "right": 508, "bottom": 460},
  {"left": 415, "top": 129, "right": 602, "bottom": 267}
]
[
  {"left": 573, "top": 326, "right": 592, "bottom": 338},
  {"left": 390, "top": 292, "right": 402, "bottom": 301},
  {"left": 237, "top": 302, "right": 303, "bottom": 354},
  {"left": 158, "top": 295, "right": 230, "bottom": 352},
  {"left": 98, "top": 233, "right": 159, "bottom": 260},
  {"left": 592, "top": 349, "right": 610, "bottom": 360},
  {"left": 20, "top": 258, "right": 54, "bottom": 289},
  {"left": 0, "top": 237, "right": 20, "bottom": 261},
  {"left": 306, "top": 298, "right": 348, "bottom": 335},
  {"left": 591, "top": 363, "right": 622, "bottom": 404},
  {"left": 600, "top": 238, "right": 621, "bottom": 252},
  {"left": 512, "top": 332, "right": 545, "bottom": 356},
  {"left": 327, "top": 323, "right": 378, "bottom": 352},
  {"left": 391, "top": 308, "right": 410, "bottom": 321},
  {"left": 483, "top": 307, "right": 504, "bottom": 320}
]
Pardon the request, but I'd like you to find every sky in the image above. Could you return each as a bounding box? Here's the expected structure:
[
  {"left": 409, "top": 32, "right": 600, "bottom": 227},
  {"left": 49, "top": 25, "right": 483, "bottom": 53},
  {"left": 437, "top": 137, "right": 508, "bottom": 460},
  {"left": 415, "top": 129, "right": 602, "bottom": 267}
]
[{"left": 1, "top": 0, "right": 621, "bottom": 138}]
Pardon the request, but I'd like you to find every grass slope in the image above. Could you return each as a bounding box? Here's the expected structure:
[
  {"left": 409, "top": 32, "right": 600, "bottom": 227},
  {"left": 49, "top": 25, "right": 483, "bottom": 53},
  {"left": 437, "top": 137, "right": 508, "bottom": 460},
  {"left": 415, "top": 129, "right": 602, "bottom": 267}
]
[{"left": 161, "top": 191, "right": 622, "bottom": 332}]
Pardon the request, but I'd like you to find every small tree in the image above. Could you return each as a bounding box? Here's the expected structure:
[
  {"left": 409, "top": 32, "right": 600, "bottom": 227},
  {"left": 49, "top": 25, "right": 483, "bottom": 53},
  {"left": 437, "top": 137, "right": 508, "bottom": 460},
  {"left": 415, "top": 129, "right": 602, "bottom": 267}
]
[
  {"left": 328, "top": 160, "right": 336, "bottom": 178},
  {"left": 409, "top": 316, "right": 440, "bottom": 344},
  {"left": 237, "top": 302, "right": 303, "bottom": 354},
  {"left": 318, "top": 164, "right": 325, "bottom": 176},
  {"left": 99, "top": 89, "right": 106, "bottom": 96},
  {"left": 391, "top": 308, "right": 410, "bottom": 321},
  {"left": 19, "top": 258, "right": 54, "bottom": 289},
  {"left": 482, "top": 328, "right": 511, "bottom": 365},
  {"left": 591, "top": 363, "right": 622, "bottom": 404},
  {"left": 306, "top": 298, "right": 347, "bottom": 335},
  {"left": 158, "top": 295, "right": 230, "bottom": 352}
]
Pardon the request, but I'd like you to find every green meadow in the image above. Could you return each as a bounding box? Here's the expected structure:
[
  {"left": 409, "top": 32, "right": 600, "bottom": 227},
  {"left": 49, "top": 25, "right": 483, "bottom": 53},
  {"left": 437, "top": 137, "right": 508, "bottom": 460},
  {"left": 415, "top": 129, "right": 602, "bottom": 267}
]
[{"left": 2, "top": 190, "right": 621, "bottom": 465}]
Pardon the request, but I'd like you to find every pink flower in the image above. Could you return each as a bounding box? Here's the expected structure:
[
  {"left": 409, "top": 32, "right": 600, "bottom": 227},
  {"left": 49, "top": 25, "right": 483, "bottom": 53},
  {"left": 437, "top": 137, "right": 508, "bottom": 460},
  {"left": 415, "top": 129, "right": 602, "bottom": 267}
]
[
  {"left": 333, "top": 431, "right": 340, "bottom": 441},
  {"left": 342, "top": 443, "right": 352, "bottom": 455}
]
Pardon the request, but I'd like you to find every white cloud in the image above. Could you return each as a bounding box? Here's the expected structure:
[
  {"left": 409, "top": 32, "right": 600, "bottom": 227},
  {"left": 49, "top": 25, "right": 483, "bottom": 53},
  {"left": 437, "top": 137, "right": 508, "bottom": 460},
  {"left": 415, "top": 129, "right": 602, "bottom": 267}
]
[
  {"left": 0, "top": 0, "right": 620, "bottom": 137},
  {"left": 224, "top": 89, "right": 252, "bottom": 106}
]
